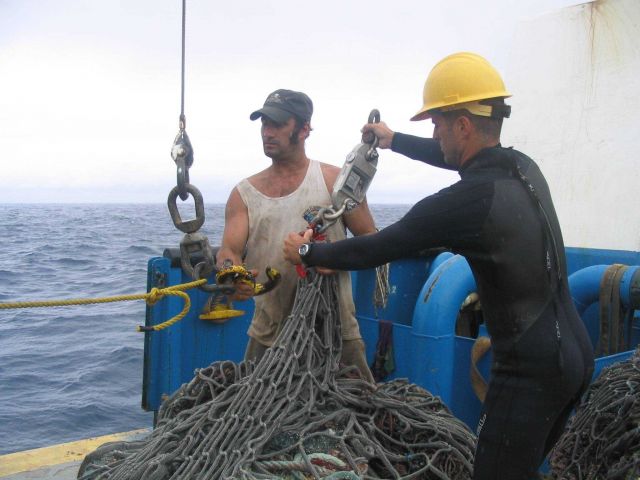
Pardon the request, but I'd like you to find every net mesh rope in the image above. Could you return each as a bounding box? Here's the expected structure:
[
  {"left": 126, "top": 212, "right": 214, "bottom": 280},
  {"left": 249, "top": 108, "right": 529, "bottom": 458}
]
[
  {"left": 549, "top": 345, "right": 640, "bottom": 480},
  {"left": 79, "top": 273, "right": 476, "bottom": 479}
]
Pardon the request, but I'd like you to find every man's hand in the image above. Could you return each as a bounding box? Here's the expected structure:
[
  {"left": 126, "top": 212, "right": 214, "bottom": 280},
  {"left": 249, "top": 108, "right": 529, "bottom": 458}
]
[
  {"left": 362, "top": 121, "right": 395, "bottom": 149},
  {"left": 216, "top": 259, "right": 258, "bottom": 302},
  {"left": 230, "top": 277, "right": 257, "bottom": 302},
  {"left": 315, "top": 266, "right": 337, "bottom": 276},
  {"left": 283, "top": 229, "right": 313, "bottom": 265}
]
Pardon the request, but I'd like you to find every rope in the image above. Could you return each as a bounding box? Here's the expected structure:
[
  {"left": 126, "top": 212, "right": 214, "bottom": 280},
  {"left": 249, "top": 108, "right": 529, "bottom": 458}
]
[
  {"left": 598, "top": 264, "right": 630, "bottom": 355},
  {"left": 0, "top": 279, "right": 206, "bottom": 332},
  {"left": 373, "top": 262, "right": 390, "bottom": 311},
  {"left": 79, "top": 272, "right": 477, "bottom": 479},
  {"left": 470, "top": 336, "right": 491, "bottom": 403}
]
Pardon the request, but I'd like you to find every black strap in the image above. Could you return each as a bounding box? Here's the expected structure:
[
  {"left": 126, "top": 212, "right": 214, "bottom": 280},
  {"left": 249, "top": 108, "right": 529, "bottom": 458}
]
[
  {"left": 370, "top": 320, "right": 395, "bottom": 382},
  {"left": 598, "top": 264, "right": 629, "bottom": 355},
  {"left": 496, "top": 152, "right": 563, "bottom": 290}
]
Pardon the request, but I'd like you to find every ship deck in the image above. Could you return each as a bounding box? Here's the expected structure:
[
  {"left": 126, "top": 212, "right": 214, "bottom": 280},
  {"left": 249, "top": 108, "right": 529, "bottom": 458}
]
[{"left": 0, "top": 430, "right": 150, "bottom": 480}]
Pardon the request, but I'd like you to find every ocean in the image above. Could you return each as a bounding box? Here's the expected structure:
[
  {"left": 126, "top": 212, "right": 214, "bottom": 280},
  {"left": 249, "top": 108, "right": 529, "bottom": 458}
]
[{"left": 0, "top": 203, "right": 410, "bottom": 455}]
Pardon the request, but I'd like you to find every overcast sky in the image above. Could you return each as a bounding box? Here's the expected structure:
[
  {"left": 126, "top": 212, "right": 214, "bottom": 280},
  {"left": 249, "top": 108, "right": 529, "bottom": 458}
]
[{"left": 1, "top": 0, "right": 583, "bottom": 204}]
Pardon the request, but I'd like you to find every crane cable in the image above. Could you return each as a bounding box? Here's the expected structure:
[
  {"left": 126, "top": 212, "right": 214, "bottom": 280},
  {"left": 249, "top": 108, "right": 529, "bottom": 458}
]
[{"left": 179, "top": 0, "right": 186, "bottom": 129}]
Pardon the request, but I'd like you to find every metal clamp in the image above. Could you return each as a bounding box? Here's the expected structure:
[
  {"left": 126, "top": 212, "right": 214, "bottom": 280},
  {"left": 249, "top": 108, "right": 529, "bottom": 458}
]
[
  {"left": 365, "top": 109, "right": 380, "bottom": 161},
  {"left": 171, "top": 129, "right": 194, "bottom": 201},
  {"left": 179, "top": 232, "right": 215, "bottom": 280},
  {"left": 330, "top": 109, "right": 381, "bottom": 216},
  {"left": 193, "top": 262, "right": 236, "bottom": 294},
  {"left": 311, "top": 199, "right": 352, "bottom": 234}
]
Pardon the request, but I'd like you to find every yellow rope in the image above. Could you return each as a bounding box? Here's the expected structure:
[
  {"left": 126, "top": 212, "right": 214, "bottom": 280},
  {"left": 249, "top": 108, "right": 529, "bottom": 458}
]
[{"left": 0, "top": 279, "right": 207, "bottom": 332}]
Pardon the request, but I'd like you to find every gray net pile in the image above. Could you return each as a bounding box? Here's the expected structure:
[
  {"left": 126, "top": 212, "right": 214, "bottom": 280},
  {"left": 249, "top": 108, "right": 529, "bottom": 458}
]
[
  {"left": 79, "top": 273, "right": 476, "bottom": 479},
  {"left": 550, "top": 345, "right": 640, "bottom": 480}
]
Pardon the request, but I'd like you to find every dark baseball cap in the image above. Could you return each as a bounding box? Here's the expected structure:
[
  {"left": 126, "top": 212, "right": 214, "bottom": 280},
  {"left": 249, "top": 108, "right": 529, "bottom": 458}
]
[{"left": 250, "top": 89, "right": 313, "bottom": 123}]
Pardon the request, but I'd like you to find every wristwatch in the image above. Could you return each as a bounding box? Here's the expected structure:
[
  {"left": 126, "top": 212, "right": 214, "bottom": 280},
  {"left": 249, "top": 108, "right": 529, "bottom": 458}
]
[{"left": 298, "top": 243, "right": 311, "bottom": 263}]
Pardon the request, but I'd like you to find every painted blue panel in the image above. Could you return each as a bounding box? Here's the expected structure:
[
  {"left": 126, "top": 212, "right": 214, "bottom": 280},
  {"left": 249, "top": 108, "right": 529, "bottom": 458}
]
[
  {"left": 351, "top": 258, "right": 430, "bottom": 325},
  {"left": 142, "top": 258, "right": 253, "bottom": 412},
  {"left": 566, "top": 246, "right": 640, "bottom": 275},
  {"left": 144, "top": 246, "right": 639, "bottom": 429}
]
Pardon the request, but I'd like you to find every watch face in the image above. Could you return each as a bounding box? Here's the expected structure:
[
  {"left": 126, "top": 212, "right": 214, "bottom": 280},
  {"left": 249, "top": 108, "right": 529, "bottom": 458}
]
[{"left": 298, "top": 244, "right": 309, "bottom": 256}]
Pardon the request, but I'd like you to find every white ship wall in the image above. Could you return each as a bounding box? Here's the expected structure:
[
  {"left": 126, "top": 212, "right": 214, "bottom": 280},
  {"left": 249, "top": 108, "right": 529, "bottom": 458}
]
[{"left": 504, "top": 0, "right": 639, "bottom": 251}]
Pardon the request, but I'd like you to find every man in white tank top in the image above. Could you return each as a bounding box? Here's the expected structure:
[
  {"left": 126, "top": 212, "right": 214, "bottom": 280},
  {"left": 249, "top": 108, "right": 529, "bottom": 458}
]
[{"left": 217, "top": 89, "right": 376, "bottom": 383}]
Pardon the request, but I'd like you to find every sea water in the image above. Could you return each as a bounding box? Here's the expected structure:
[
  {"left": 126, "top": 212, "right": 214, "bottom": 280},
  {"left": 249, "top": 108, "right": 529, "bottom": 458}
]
[{"left": 0, "top": 203, "right": 410, "bottom": 455}]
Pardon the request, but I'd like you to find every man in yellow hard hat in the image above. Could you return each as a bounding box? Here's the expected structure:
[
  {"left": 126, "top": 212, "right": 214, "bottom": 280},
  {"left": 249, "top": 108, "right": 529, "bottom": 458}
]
[{"left": 284, "top": 52, "right": 595, "bottom": 479}]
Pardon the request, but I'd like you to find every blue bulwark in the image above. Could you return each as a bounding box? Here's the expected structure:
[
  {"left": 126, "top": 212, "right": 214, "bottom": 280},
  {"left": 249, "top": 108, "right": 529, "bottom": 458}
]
[
  {"left": 142, "top": 257, "right": 253, "bottom": 412},
  {"left": 142, "top": 246, "right": 639, "bottom": 433}
]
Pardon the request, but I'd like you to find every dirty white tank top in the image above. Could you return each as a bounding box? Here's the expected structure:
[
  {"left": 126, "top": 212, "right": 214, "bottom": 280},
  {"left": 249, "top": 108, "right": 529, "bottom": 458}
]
[{"left": 236, "top": 160, "right": 361, "bottom": 346}]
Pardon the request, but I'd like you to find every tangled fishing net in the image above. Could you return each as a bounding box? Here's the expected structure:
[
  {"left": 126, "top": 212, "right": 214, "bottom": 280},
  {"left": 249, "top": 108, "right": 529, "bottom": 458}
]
[
  {"left": 550, "top": 345, "right": 640, "bottom": 480},
  {"left": 79, "top": 273, "right": 476, "bottom": 479}
]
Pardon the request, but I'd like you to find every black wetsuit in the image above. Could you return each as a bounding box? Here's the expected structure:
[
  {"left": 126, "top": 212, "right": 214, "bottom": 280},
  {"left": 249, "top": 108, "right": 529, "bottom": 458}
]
[{"left": 305, "top": 133, "right": 595, "bottom": 479}]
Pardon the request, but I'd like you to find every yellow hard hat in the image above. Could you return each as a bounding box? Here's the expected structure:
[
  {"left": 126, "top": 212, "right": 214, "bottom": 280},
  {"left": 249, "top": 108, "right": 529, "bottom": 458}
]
[{"left": 411, "top": 52, "right": 511, "bottom": 121}]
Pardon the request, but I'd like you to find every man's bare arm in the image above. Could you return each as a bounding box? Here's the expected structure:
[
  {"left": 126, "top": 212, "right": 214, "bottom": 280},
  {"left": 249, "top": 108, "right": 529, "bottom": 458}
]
[
  {"left": 217, "top": 187, "right": 249, "bottom": 267},
  {"left": 217, "top": 188, "right": 254, "bottom": 301},
  {"left": 342, "top": 197, "right": 377, "bottom": 236}
]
